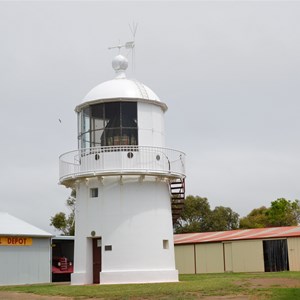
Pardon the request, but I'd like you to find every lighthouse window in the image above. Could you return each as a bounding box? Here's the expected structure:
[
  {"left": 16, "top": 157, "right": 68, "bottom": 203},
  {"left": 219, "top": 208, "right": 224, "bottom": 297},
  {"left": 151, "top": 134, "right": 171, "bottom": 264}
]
[
  {"left": 91, "top": 104, "right": 105, "bottom": 129},
  {"left": 92, "top": 129, "right": 103, "bottom": 147},
  {"left": 79, "top": 107, "right": 91, "bottom": 149},
  {"left": 82, "top": 107, "right": 91, "bottom": 133},
  {"left": 78, "top": 102, "right": 138, "bottom": 148},
  {"left": 90, "top": 188, "right": 98, "bottom": 198}
]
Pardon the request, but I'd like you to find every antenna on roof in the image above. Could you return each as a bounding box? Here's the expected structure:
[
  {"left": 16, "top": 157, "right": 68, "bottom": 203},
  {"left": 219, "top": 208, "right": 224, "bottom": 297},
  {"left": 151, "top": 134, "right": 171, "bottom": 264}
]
[
  {"left": 129, "top": 22, "right": 138, "bottom": 71},
  {"left": 108, "top": 22, "right": 138, "bottom": 71}
]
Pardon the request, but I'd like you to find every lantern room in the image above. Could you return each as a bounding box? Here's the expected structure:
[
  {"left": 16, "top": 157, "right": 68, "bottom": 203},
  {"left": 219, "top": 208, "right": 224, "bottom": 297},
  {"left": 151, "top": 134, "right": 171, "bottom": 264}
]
[{"left": 74, "top": 55, "right": 168, "bottom": 150}]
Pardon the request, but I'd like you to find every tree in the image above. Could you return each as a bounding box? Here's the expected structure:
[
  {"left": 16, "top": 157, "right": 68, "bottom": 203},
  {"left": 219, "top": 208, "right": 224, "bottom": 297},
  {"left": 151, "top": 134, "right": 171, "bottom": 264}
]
[
  {"left": 239, "top": 198, "right": 300, "bottom": 229},
  {"left": 210, "top": 206, "right": 239, "bottom": 231},
  {"left": 239, "top": 206, "right": 269, "bottom": 229},
  {"left": 50, "top": 189, "right": 75, "bottom": 235},
  {"left": 174, "top": 196, "right": 239, "bottom": 233},
  {"left": 267, "top": 198, "right": 300, "bottom": 227},
  {"left": 175, "top": 196, "right": 212, "bottom": 233}
]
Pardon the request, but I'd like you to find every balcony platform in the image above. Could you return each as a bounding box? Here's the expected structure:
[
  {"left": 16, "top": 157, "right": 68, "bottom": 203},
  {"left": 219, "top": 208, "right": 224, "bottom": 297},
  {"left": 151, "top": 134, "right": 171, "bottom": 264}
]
[{"left": 59, "top": 146, "right": 186, "bottom": 187}]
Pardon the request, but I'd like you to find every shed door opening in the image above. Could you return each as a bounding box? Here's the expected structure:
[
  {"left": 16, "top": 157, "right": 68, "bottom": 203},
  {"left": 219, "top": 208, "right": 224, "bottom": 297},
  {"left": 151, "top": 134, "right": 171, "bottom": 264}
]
[
  {"left": 92, "top": 238, "right": 102, "bottom": 283},
  {"left": 263, "top": 239, "right": 289, "bottom": 272},
  {"left": 52, "top": 238, "right": 74, "bottom": 282}
]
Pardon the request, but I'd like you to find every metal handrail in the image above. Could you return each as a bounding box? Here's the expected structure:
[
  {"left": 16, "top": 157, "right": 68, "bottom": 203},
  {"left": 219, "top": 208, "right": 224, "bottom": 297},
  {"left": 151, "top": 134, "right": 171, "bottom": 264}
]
[{"left": 59, "top": 145, "right": 186, "bottom": 183}]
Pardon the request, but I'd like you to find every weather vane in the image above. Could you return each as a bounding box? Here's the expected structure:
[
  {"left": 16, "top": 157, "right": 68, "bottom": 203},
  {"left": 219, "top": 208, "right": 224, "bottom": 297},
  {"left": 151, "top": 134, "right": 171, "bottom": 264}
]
[
  {"left": 108, "top": 40, "right": 135, "bottom": 53},
  {"left": 108, "top": 22, "right": 138, "bottom": 69}
]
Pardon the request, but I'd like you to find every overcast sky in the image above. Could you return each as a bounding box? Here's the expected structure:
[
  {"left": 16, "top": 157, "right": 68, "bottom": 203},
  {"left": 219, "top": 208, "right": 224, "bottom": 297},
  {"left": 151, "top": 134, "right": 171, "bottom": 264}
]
[{"left": 1, "top": 1, "right": 300, "bottom": 234}]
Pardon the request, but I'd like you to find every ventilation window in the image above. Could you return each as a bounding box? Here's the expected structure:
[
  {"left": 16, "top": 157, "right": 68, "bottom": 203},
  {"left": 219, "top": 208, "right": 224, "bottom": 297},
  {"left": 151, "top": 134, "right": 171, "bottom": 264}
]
[
  {"left": 163, "top": 240, "right": 169, "bottom": 249},
  {"left": 90, "top": 188, "right": 98, "bottom": 198},
  {"left": 105, "top": 245, "right": 112, "bottom": 251}
]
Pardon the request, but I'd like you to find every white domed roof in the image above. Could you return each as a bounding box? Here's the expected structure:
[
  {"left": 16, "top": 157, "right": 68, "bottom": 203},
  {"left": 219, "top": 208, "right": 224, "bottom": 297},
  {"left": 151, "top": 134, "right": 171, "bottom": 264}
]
[
  {"left": 82, "top": 78, "right": 160, "bottom": 103},
  {"left": 76, "top": 54, "right": 167, "bottom": 112}
]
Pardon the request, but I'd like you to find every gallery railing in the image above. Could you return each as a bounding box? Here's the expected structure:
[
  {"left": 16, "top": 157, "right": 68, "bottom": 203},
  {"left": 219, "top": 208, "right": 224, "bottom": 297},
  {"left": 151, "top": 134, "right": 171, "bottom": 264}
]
[{"left": 59, "top": 145, "right": 186, "bottom": 183}]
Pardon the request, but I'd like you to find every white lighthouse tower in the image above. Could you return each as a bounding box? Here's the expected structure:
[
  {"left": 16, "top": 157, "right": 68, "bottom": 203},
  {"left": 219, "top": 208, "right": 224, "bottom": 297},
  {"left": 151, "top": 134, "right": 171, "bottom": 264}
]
[{"left": 59, "top": 53, "right": 186, "bottom": 285}]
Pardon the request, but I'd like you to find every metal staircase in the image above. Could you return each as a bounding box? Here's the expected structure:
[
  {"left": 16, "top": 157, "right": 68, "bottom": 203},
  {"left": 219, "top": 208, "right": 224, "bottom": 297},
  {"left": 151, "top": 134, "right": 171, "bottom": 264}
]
[{"left": 170, "top": 178, "right": 185, "bottom": 224}]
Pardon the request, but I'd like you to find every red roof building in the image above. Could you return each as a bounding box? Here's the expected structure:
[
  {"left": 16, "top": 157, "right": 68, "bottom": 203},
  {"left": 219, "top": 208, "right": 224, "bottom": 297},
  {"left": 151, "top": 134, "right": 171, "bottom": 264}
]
[{"left": 174, "top": 226, "right": 300, "bottom": 274}]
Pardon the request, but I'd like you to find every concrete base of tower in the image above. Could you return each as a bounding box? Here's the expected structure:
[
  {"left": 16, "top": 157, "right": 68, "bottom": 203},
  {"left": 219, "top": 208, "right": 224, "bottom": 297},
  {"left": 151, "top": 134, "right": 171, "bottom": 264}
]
[
  {"left": 99, "top": 269, "right": 179, "bottom": 285},
  {"left": 71, "top": 272, "right": 92, "bottom": 285}
]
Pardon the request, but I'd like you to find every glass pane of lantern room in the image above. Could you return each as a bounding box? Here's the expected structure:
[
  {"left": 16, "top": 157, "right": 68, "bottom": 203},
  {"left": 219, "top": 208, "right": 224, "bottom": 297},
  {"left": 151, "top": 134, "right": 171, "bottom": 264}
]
[
  {"left": 121, "top": 102, "right": 138, "bottom": 145},
  {"left": 105, "top": 102, "right": 120, "bottom": 128},
  {"left": 121, "top": 102, "right": 137, "bottom": 128},
  {"left": 104, "top": 129, "right": 121, "bottom": 146},
  {"left": 82, "top": 107, "right": 90, "bottom": 133},
  {"left": 122, "top": 128, "right": 138, "bottom": 145},
  {"left": 91, "top": 104, "right": 104, "bottom": 130},
  {"left": 103, "top": 103, "right": 121, "bottom": 146},
  {"left": 78, "top": 112, "right": 82, "bottom": 135},
  {"left": 81, "top": 132, "right": 90, "bottom": 149},
  {"left": 91, "top": 130, "right": 103, "bottom": 147},
  {"left": 90, "top": 104, "right": 104, "bottom": 147},
  {"left": 79, "top": 108, "right": 91, "bottom": 149}
]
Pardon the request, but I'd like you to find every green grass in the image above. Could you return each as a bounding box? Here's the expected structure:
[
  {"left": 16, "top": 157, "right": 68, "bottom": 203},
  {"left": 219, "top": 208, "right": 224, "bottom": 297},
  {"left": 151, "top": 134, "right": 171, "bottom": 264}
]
[
  {"left": 0, "top": 272, "right": 299, "bottom": 299},
  {"left": 271, "top": 288, "right": 300, "bottom": 300}
]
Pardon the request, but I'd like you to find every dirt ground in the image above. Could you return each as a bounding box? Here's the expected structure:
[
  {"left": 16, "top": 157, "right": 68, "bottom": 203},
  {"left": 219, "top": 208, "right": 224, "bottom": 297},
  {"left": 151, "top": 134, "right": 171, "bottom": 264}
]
[
  {"left": 0, "top": 292, "right": 71, "bottom": 300},
  {"left": 0, "top": 278, "right": 299, "bottom": 300},
  {"left": 235, "top": 277, "right": 300, "bottom": 288},
  {"left": 0, "top": 293, "right": 251, "bottom": 300}
]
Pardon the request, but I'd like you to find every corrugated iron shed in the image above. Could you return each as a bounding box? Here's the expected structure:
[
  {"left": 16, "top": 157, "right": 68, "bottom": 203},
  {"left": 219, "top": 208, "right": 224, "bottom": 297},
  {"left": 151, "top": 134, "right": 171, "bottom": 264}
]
[{"left": 174, "top": 226, "right": 300, "bottom": 245}]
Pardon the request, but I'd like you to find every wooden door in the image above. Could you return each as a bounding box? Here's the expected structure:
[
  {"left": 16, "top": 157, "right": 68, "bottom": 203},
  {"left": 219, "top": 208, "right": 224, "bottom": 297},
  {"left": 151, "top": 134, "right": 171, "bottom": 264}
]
[{"left": 92, "top": 238, "right": 102, "bottom": 284}]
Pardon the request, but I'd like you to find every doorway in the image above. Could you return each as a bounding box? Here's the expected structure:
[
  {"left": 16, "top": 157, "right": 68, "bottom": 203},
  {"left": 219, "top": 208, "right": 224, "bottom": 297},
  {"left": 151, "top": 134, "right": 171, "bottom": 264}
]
[
  {"left": 92, "top": 238, "right": 102, "bottom": 284},
  {"left": 263, "top": 239, "right": 289, "bottom": 272}
]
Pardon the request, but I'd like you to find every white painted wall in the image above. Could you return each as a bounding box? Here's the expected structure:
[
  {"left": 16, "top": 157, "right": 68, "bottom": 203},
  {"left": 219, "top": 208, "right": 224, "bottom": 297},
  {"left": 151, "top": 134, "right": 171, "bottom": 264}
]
[
  {"left": 72, "top": 175, "right": 178, "bottom": 284},
  {"left": 138, "top": 102, "right": 165, "bottom": 147},
  {"left": 0, "top": 238, "right": 51, "bottom": 285}
]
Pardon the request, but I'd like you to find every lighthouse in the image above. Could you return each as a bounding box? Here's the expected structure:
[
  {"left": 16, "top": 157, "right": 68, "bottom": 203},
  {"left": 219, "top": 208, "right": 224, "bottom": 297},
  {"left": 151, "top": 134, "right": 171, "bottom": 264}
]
[{"left": 59, "top": 53, "right": 186, "bottom": 285}]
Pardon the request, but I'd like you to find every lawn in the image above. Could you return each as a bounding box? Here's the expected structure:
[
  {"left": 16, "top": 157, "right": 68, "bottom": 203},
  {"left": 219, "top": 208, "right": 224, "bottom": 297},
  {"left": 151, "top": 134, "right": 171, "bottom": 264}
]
[{"left": 0, "top": 272, "right": 300, "bottom": 299}]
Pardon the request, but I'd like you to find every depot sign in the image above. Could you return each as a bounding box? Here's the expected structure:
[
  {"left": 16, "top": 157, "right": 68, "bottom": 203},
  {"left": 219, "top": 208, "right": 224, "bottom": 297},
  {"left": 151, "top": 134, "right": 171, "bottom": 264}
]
[{"left": 0, "top": 237, "right": 32, "bottom": 246}]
